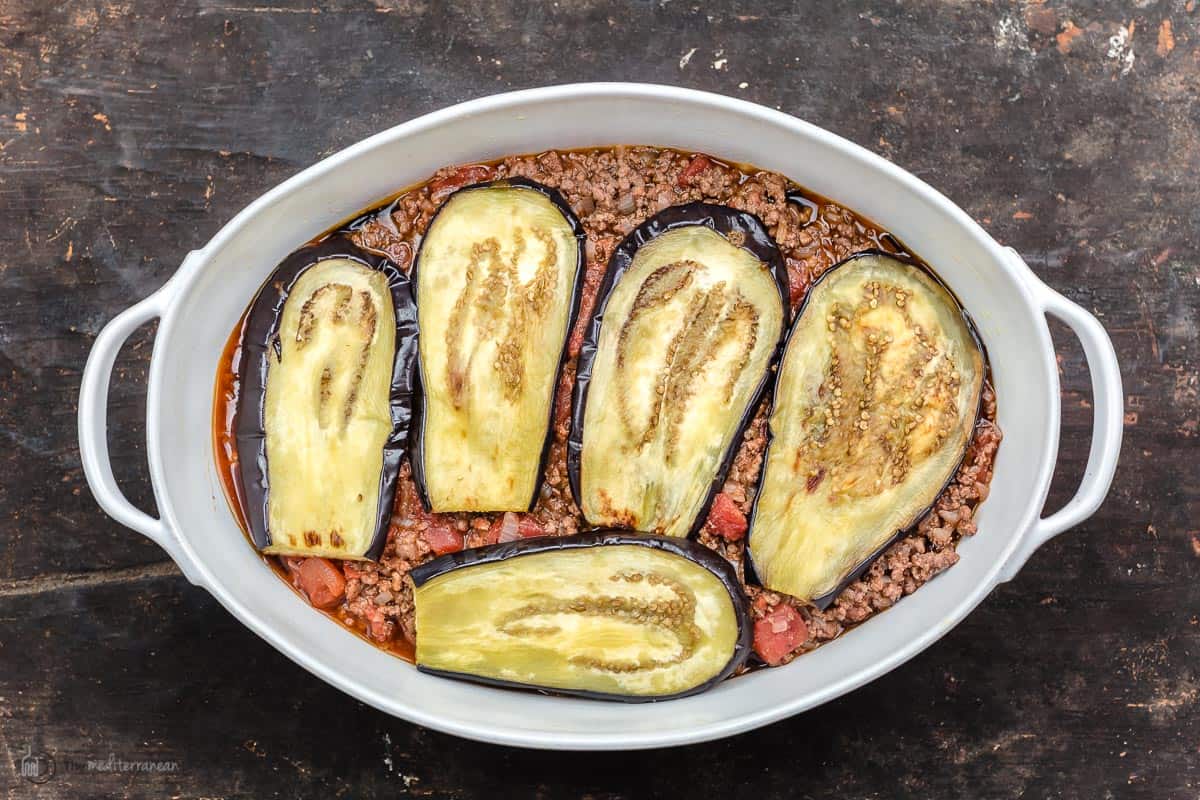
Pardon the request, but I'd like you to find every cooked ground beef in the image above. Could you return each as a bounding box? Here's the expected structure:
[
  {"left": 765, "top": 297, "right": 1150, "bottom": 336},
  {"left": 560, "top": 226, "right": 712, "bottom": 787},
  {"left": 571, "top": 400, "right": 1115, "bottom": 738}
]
[
  {"left": 238, "top": 146, "right": 1001, "bottom": 668},
  {"left": 747, "top": 384, "right": 1002, "bottom": 662}
]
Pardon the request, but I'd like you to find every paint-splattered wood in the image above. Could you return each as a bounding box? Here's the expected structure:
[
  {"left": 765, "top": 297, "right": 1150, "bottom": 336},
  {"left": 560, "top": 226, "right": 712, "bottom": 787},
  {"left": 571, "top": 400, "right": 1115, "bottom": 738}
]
[{"left": 0, "top": 0, "right": 1196, "bottom": 797}]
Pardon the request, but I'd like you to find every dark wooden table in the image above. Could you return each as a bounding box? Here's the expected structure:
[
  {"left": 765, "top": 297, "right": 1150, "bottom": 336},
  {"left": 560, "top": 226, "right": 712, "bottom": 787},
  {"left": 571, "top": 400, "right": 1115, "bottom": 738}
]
[{"left": 2, "top": 1, "right": 1197, "bottom": 797}]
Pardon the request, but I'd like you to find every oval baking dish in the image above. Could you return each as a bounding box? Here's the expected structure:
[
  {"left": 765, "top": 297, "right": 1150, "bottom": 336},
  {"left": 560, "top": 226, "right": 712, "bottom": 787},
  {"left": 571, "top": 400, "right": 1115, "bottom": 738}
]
[{"left": 78, "top": 84, "right": 1122, "bottom": 750}]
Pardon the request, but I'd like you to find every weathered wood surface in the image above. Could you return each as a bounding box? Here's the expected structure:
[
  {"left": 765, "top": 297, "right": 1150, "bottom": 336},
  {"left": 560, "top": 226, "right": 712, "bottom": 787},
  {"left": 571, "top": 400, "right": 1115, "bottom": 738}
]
[{"left": 1, "top": 0, "right": 1197, "bottom": 797}]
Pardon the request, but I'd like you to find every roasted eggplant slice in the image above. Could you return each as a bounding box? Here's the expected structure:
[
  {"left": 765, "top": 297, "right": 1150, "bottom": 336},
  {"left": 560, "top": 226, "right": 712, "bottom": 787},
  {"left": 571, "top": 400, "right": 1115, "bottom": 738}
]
[
  {"left": 568, "top": 203, "right": 788, "bottom": 539},
  {"left": 235, "top": 237, "right": 418, "bottom": 560},
  {"left": 747, "top": 251, "right": 984, "bottom": 606},
  {"left": 412, "top": 178, "right": 585, "bottom": 512},
  {"left": 411, "top": 532, "right": 751, "bottom": 701}
]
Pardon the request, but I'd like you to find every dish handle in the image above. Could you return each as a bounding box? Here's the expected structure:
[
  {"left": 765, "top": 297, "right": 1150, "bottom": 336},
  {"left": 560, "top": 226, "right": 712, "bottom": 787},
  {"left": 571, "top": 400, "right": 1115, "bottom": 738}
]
[
  {"left": 998, "top": 247, "right": 1124, "bottom": 582},
  {"left": 78, "top": 273, "right": 203, "bottom": 585}
]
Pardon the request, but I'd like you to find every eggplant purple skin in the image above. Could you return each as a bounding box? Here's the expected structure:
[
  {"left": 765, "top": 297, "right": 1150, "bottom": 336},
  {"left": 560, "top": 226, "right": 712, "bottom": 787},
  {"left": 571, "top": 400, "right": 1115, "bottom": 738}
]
[
  {"left": 410, "top": 530, "right": 753, "bottom": 703},
  {"left": 234, "top": 235, "right": 418, "bottom": 561},
  {"left": 743, "top": 248, "right": 988, "bottom": 610},
  {"left": 567, "top": 202, "right": 791, "bottom": 539},
  {"left": 408, "top": 177, "right": 587, "bottom": 513}
]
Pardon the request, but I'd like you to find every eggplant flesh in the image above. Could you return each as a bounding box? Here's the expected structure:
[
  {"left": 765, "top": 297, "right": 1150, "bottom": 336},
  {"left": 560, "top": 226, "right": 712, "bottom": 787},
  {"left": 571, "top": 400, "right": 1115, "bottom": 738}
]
[
  {"left": 748, "top": 252, "right": 984, "bottom": 605},
  {"left": 414, "top": 180, "right": 583, "bottom": 512},
  {"left": 411, "top": 532, "right": 751, "bottom": 701},
  {"left": 263, "top": 259, "right": 396, "bottom": 557},
  {"left": 573, "top": 210, "right": 786, "bottom": 539},
  {"left": 235, "top": 238, "right": 417, "bottom": 561}
]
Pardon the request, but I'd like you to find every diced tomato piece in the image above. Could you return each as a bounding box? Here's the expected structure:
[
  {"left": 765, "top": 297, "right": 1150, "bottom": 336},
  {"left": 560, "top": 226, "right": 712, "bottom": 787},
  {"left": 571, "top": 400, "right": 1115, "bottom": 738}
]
[
  {"left": 785, "top": 257, "right": 811, "bottom": 307},
  {"left": 363, "top": 605, "right": 394, "bottom": 642},
  {"left": 753, "top": 604, "right": 809, "bottom": 666},
  {"left": 484, "top": 516, "right": 505, "bottom": 545},
  {"left": 429, "top": 165, "right": 494, "bottom": 201},
  {"left": 517, "top": 517, "right": 546, "bottom": 539},
  {"left": 421, "top": 523, "right": 464, "bottom": 556},
  {"left": 395, "top": 476, "right": 431, "bottom": 525},
  {"left": 368, "top": 618, "right": 392, "bottom": 642},
  {"left": 677, "top": 154, "right": 713, "bottom": 187},
  {"left": 484, "top": 513, "right": 546, "bottom": 545},
  {"left": 295, "top": 557, "right": 346, "bottom": 610},
  {"left": 707, "top": 492, "right": 748, "bottom": 541}
]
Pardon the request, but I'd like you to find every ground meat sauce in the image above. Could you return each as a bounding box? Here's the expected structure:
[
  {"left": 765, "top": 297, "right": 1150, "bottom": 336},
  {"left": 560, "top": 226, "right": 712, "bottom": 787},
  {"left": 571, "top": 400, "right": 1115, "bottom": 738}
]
[{"left": 213, "top": 147, "right": 1001, "bottom": 672}]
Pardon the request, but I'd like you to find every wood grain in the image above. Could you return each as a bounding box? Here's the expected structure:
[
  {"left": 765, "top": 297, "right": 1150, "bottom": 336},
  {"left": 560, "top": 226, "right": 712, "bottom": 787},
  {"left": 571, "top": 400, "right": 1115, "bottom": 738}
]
[{"left": 1, "top": 0, "right": 1197, "bottom": 797}]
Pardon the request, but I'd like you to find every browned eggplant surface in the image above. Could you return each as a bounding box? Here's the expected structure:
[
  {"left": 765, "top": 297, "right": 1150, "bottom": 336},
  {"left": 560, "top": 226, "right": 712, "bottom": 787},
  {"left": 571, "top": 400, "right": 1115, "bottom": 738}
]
[
  {"left": 235, "top": 237, "right": 417, "bottom": 560},
  {"left": 412, "top": 179, "right": 585, "bottom": 513},
  {"left": 748, "top": 252, "right": 984, "bottom": 606},
  {"left": 411, "top": 532, "right": 751, "bottom": 700},
  {"left": 569, "top": 203, "right": 788, "bottom": 539}
]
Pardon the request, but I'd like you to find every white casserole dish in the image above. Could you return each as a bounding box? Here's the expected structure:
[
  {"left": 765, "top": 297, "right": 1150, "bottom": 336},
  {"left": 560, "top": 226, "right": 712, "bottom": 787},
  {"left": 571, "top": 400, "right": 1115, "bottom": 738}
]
[{"left": 78, "top": 83, "right": 1123, "bottom": 750}]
